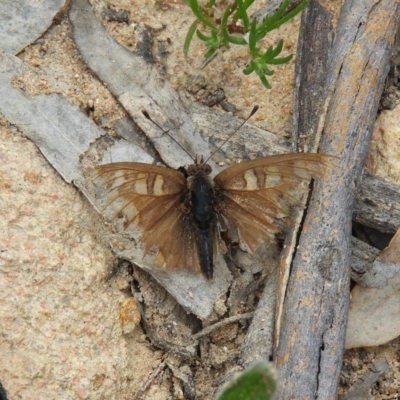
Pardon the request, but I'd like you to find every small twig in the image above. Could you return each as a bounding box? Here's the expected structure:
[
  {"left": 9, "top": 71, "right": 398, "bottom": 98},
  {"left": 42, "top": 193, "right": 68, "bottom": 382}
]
[
  {"left": 131, "top": 359, "right": 167, "bottom": 400},
  {"left": 198, "top": 49, "right": 219, "bottom": 70},
  {"left": 105, "top": 258, "right": 133, "bottom": 282},
  {"left": 192, "top": 312, "right": 254, "bottom": 340}
]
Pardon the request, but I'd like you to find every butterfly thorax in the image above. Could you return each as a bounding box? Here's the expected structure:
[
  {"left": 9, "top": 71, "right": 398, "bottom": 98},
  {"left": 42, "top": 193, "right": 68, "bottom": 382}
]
[
  {"left": 186, "top": 161, "right": 215, "bottom": 279},
  {"left": 187, "top": 162, "right": 214, "bottom": 227}
]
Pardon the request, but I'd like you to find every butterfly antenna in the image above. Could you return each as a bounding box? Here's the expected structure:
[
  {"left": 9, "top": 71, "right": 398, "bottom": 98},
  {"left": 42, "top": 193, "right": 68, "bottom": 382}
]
[
  {"left": 203, "top": 105, "right": 259, "bottom": 165},
  {"left": 142, "top": 110, "right": 195, "bottom": 162}
]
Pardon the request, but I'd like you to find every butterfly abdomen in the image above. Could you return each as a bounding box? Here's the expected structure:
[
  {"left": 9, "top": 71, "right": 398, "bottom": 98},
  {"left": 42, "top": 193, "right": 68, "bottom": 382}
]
[
  {"left": 196, "top": 227, "right": 214, "bottom": 279},
  {"left": 190, "top": 175, "right": 215, "bottom": 279}
]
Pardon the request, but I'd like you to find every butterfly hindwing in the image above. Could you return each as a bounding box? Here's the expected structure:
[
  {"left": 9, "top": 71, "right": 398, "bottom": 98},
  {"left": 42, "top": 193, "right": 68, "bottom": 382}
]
[
  {"left": 95, "top": 162, "right": 202, "bottom": 273},
  {"left": 213, "top": 153, "right": 334, "bottom": 252}
]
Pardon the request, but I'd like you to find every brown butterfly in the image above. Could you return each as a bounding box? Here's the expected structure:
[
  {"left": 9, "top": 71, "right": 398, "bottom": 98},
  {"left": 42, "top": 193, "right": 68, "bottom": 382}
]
[{"left": 95, "top": 110, "right": 334, "bottom": 279}]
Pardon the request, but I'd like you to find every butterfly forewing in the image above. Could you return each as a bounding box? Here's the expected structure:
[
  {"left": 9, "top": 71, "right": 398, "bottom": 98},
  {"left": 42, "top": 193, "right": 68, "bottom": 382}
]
[
  {"left": 95, "top": 162, "right": 202, "bottom": 273},
  {"left": 213, "top": 153, "right": 334, "bottom": 253},
  {"left": 96, "top": 162, "right": 186, "bottom": 195}
]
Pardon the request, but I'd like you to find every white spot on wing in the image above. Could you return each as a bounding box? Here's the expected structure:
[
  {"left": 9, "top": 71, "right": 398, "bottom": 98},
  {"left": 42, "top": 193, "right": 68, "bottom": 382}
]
[
  {"left": 111, "top": 171, "right": 127, "bottom": 189},
  {"left": 153, "top": 175, "right": 164, "bottom": 195},
  {"left": 133, "top": 173, "right": 148, "bottom": 194},
  {"left": 265, "top": 174, "right": 281, "bottom": 187},
  {"left": 244, "top": 169, "right": 258, "bottom": 189}
]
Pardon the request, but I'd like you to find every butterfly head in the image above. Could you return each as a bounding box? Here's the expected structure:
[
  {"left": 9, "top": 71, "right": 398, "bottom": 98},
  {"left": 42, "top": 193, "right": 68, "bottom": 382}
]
[{"left": 186, "top": 155, "right": 212, "bottom": 177}]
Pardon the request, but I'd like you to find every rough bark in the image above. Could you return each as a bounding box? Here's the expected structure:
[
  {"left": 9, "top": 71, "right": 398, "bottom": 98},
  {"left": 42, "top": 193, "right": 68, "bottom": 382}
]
[
  {"left": 292, "top": 0, "right": 334, "bottom": 152},
  {"left": 353, "top": 173, "right": 400, "bottom": 234},
  {"left": 274, "top": 1, "right": 400, "bottom": 399}
]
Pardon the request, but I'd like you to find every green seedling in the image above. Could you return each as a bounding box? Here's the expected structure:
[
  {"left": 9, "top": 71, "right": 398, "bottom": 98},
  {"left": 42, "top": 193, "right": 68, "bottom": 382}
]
[{"left": 183, "top": 0, "right": 309, "bottom": 89}]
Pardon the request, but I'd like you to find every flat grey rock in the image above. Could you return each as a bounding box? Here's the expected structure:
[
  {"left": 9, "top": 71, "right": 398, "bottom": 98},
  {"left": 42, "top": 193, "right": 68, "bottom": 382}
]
[{"left": 0, "top": 0, "right": 66, "bottom": 55}]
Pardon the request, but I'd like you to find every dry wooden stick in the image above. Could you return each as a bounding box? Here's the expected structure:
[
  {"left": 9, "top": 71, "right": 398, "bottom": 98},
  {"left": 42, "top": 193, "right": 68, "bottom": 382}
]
[
  {"left": 131, "top": 359, "right": 166, "bottom": 400},
  {"left": 240, "top": 1, "right": 335, "bottom": 370},
  {"left": 192, "top": 312, "right": 254, "bottom": 340},
  {"left": 273, "top": 1, "right": 400, "bottom": 399},
  {"left": 240, "top": 0, "right": 335, "bottom": 370},
  {"left": 353, "top": 173, "right": 400, "bottom": 234}
]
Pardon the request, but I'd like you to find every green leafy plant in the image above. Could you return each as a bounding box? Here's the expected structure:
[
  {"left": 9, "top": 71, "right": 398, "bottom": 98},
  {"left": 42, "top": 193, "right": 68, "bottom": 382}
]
[
  {"left": 183, "top": 0, "right": 309, "bottom": 89},
  {"left": 217, "top": 361, "right": 277, "bottom": 400}
]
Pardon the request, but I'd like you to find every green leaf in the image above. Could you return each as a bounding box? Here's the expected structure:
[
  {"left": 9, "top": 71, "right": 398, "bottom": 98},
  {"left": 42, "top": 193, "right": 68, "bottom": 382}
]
[
  {"left": 257, "top": 65, "right": 274, "bottom": 76},
  {"left": 188, "top": 0, "right": 218, "bottom": 32},
  {"left": 266, "top": 0, "right": 310, "bottom": 33},
  {"left": 220, "top": 4, "right": 233, "bottom": 44},
  {"left": 217, "top": 362, "right": 277, "bottom": 400},
  {"left": 259, "top": 40, "right": 284, "bottom": 63},
  {"left": 221, "top": 4, "right": 232, "bottom": 26},
  {"left": 260, "top": 75, "right": 272, "bottom": 89},
  {"left": 236, "top": 0, "right": 249, "bottom": 30},
  {"left": 204, "top": 47, "right": 217, "bottom": 58},
  {"left": 259, "top": 0, "right": 290, "bottom": 32},
  {"left": 269, "top": 39, "right": 284, "bottom": 58},
  {"left": 261, "top": 46, "right": 273, "bottom": 61},
  {"left": 184, "top": 20, "right": 199, "bottom": 55},
  {"left": 243, "top": 62, "right": 255, "bottom": 75},
  {"left": 233, "top": 0, "right": 256, "bottom": 22},
  {"left": 248, "top": 19, "right": 257, "bottom": 55},
  {"left": 226, "top": 36, "right": 247, "bottom": 45},
  {"left": 196, "top": 29, "right": 211, "bottom": 41},
  {"left": 243, "top": 0, "right": 256, "bottom": 7},
  {"left": 196, "top": 29, "right": 222, "bottom": 56},
  {"left": 221, "top": 4, "right": 247, "bottom": 46},
  {"left": 267, "top": 54, "right": 293, "bottom": 65}
]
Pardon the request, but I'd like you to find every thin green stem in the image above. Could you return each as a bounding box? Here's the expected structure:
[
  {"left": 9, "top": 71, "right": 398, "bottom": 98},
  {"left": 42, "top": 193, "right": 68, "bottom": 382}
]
[
  {"left": 236, "top": 0, "right": 249, "bottom": 30},
  {"left": 188, "top": 0, "right": 218, "bottom": 32},
  {"left": 184, "top": 19, "right": 199, "bottom": 55}
]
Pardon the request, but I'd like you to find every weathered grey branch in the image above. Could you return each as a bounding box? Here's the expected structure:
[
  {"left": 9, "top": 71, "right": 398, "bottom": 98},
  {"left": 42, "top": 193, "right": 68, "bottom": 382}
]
[
  {"left": 239, "top": 270, "right": 278, "bottom": 366},
  {"left": 241, "top": 0, "right": 335, "bottom": 375},
  {"left": 350, "top": 236, "right": 380, "bottom": 282},
  {"left": 274, "top": 1, "right": 400, "bottom": 399},
  {"left": 353, "top": 173, "right": 400, "bottom": 233},
  {"left": 292, "top": 0, "right": 334, "bottom": 151}
]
